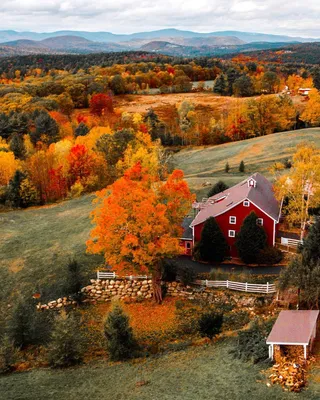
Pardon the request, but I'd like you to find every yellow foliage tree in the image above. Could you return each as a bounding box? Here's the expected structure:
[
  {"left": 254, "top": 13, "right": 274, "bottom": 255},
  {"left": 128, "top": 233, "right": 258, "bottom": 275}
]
[
  {"left": 0, "top": 151, "right": 19, "bottom": 186},
  {"left": 301, "top": 89, "right": 320, "bottom": 126},
  {"left": 274, "top": 143, "right": 320, "bottom": 238}
]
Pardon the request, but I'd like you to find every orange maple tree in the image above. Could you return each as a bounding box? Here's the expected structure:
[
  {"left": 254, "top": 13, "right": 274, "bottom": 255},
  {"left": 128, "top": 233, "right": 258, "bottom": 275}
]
[{"left": 87, "top": 162, "right": 194, "bottom": 303}]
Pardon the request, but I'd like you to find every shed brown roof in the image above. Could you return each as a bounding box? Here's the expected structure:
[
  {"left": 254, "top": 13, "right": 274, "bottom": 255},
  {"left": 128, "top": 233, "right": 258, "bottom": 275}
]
[
  {"left": 266, "top": 310, "right": 319, "bottom": 345},
  {"left": 191, "top": 173, "right": 280, "bottom": 227}
]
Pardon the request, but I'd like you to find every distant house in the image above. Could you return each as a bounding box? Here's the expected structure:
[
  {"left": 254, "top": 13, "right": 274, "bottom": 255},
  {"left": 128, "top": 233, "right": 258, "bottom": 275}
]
[
  {"left": 298, "top": 88, "right": 312, "bottom": 96},
  {"left": 180, "top": 173, "right": 282, "bottom": 258},
  {"left": 267, "top": 310, "right": 319, "bottom": 360}
]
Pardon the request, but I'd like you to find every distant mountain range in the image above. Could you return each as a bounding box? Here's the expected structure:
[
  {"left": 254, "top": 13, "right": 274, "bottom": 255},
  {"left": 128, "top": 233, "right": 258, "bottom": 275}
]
[{"left": 0, "top": 29, "right": 318, "bottom": 58}]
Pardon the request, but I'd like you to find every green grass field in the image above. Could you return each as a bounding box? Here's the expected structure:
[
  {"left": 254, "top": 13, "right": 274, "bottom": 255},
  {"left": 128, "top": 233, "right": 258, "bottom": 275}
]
[
  {"left": 172, "top": 128, "right": 320, "bottom": 199},
  {"left": 1, "top": 339, "right": 319, "bottom": 400},
  {"left": 0, "top": 194, "right": 103, "bottom": 301}
]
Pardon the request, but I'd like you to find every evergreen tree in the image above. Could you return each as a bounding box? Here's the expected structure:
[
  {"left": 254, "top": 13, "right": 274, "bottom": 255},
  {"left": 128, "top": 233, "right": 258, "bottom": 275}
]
[
  {"left": 9, "top": 133, "right": 26, "bottom": 159},
  {"left": 311, "top": 67, "right": 320, "bottom": 90},
  {"left": 213, "top": 74, "right": 227, "bottom": 95},
  {"left": 233, "top": 75, "right": 254, "bottom": 97},
  {"left": 6, "top": 170, "right": 26, "bottom": 208},
  {"left": 64, "top": 259, "right": 83, "bottom": 304},
  {"left": 104, "top": 304, "right": 139, "bottom": 361},
  {"left": 236, "top": 212, "right": 267, "bottom": 264},
  {"left": 208, "top": 181, "right": 229, "bottom": 198},
  {"left": 226, "top": 68, "right": 241, "bottom": 95},
  {"left": 197, "top": 217, "right": 228, "bottom": 262},
  {"left": 225, "top": 162, "right": 230, "bottom": 173},
  {"left": 74, "top": 122, "right": 89, "bottom": 137},
  {"left": 31, "top": 111, "right": 59, "bottom": 145},
  {"left": 301, "top": 217, "right": 320, "bottom": 264},
  {"left": 239, "top": 160, "right": 245, "bottom": 173},
  {"left": 7, "top": 296, "right": 53, "bottom": 349},
  {"left": 198, "top": 312, "right": 223, "bottom": 339},
  {"left": 47, "top": 311, "right": 84, "bottom": 368}
]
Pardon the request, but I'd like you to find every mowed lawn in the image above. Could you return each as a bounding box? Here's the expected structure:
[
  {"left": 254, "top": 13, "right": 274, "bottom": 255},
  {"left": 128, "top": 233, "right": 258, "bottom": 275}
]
[
  {"left": 1, "top": 340, "right": 319, "bottom": 400},
  {"left": 0, "top": 194, "right": 103, "bottom": 301},
  {"left": 172, "top": 128, "right": 320, "bottom": 199}
]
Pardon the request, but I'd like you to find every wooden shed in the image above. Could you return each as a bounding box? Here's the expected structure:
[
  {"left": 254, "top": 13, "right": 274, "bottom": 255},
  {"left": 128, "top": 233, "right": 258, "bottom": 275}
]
[{"left": 266, "top": 310, "right": 319, "bottom": 360}]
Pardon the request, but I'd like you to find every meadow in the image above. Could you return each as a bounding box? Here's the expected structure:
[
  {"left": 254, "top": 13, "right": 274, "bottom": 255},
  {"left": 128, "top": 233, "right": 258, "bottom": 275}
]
[
  {"left": 172, "top": 127, "right": 320, "bottom": 199},
  {"left": 0, "top": 339, "right": 319, "bottom": 400}
]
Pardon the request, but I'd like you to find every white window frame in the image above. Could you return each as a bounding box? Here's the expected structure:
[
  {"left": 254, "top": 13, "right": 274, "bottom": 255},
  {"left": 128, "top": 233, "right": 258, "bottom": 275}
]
[
  {"left": 229, "top": 216, "right": 236, "bottom": 224},
  {"left": 243, "top": 200, "right": 250, "bottom": 207},
  {"left": 228, "top": 230, "right": 236, "bottom": 238},
  {"left": 257, "top": 218, "right": 264, "bottom": 226}
]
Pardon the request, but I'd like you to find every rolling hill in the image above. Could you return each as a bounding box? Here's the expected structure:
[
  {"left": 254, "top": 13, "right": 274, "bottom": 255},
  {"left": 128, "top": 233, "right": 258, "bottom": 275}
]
[{"left": 1, "top": 128, "right": 320, "bottom": 302}]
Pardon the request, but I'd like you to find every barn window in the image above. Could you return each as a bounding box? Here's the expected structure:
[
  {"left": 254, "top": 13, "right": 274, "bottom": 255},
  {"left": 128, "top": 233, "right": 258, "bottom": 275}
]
[
  {"left": 186, "top": 242, "right": 191, "bottom": 249},
  {"left": 228, "top": 230, "right": 236, "bottom": 238},
  {"left": 243, "top": 200, "right": 250, "bottom": 207},
  {"left": 257, "top": 218, "right": 264, "bottom": 226},
  {"left": 229, "top": 216, "right": 236, "bottom": 224}
]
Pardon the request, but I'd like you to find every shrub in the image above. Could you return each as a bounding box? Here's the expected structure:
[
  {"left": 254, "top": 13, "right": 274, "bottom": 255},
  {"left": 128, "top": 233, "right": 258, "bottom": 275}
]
[
  {"left": 225, "top": 162, "right": 230, "bottom": 173},
  {"left": 177, "top": 265, "right": 197, "bottom": 286},
  {"left": 7, "top": 297, "right": 53, "bottom": 349},
  {"left": 104, "top": 304, "right": 139, "bottom": 361},
  {"left": 47, "top": 311, "right": 84, "bottom": 368},
  {"left": 223, "top": 311, "right": 250, "bottom": 331},
  {"left": 175, "top": 300, "right": 201, "bottom": 336},
  {"left": 198, "top": 311, "right": 223, "bottom": 339},
  {"left": 232, "top": 318, "right": 275, "bottom": 364},
  {"left": 162, "top": 260, "right": 178, "bottom": 282},
  {"left": 257, "top": 247, "right": 283, "bottom": 265},
  {"left": 0, "top": 335, "right": 18, "bottom": 374}
]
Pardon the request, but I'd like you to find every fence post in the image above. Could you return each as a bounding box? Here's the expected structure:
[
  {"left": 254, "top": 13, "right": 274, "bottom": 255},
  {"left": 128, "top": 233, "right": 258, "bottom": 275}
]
[
  {"left": 130, "top": 275, "right": 133, "bottom": 280},
  {"left": 97, "top": 271, "right": 99, "bottom": 280},
  {"left": 245, "top": 282, "right": 248, "bottom": 292},
  {"left": 205, "top": 279, "right": 208, "bottom": 287},
  {"left": 226, "top": 280, "right": 229, "bottom": 289},
  {"left": 266, "top": 282, "right": 269, "bottom": 293}
]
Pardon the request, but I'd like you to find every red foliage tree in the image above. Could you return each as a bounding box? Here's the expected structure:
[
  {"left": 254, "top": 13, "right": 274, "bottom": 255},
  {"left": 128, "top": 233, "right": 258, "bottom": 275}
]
[
  {"left": 68, "top": 144, "right": 96, "bottom": 185},
  {"left": 46, "top": 166, "right": 68, "bottom": 202},
  {"left": 90, "top": 93, "right": 113, "bottom": 116}
]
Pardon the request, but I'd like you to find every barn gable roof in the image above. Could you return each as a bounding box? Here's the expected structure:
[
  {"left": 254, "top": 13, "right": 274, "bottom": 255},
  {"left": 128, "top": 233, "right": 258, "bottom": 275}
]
[{"left": 190, "top": 173, "right": 280, "bottom": 227}]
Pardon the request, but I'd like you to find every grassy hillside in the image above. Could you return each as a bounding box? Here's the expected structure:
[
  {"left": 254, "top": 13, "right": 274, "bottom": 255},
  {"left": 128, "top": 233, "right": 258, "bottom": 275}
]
[
  {"left": 0, "top": 195, "right": 103, "bottom": 301},
  {"left": 1, "top": 128, "right": 320, "bottom": 300},
  {"left": 172, "top": 128, "right": 320, "bottom": 199},
  {"left": 1, "top": 339, "right": 319, "bottom": 400}
]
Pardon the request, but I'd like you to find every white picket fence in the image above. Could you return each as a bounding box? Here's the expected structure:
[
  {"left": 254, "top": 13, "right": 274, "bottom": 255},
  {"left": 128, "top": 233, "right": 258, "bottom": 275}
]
[
  {"left": 97, "top": 271, "right": 275, "bottom": 294},
  {"left": 280, "top": 237, "right": 303, "bottom": 247},
  {"left": 97, "top": 271, "right": 151, "bottom": 280},
  {"left": 195, "top": 279, "right": 276, "bottom": 294}
]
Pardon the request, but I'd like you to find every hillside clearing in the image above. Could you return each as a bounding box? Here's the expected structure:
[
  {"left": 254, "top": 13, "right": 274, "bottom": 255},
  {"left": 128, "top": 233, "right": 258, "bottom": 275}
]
[
  {"left": 172, "top": 128, "right": 320, "bottom": 199},
  {"left": 0, "top": 195, "right": 103, "bottom": 301},
  {"left": 0, "top": 339, "right": 319, "bottom": 400}
]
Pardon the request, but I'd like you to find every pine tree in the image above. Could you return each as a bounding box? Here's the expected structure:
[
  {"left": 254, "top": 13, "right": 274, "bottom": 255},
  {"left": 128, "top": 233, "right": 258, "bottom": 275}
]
[
  {"left": 6, "top": 170, "right": 26, "bottom": 208},
  {"left": 225, "top": 162, "right": 230, "bottom": 173},
  {"left": 301, "top": 217, "right": 320, "bottom": 264},
  {"left": 9, "top": 133, "right": 26, "bottom": 159},
  {"left": 47, "top": 311, "right": 84, "bottom": 368},
  {"left": 31, "top": 111, "right": 60, "bottom": 145},
  {"left": 74, "top": 122, "right": 89, "bottom": 137},
  {"left": 208, "top": 181, "right": 229, "bottom": 198},
  {"left": 213, "top": 74, "right": 227, "bottom": 95},
  {"left": 64, "top": 259, "right": 83, "bottom": 304},
  {"left": 197, "top": 217, "right": 229, "bottom": 262},
  {"left": 239, "top": 160, "right": 245, "bottom": 173},
  {"left": 236, "top": 212, "right": 267, "bottom": 264},
  {"left": 104, "top": 304, "right": 139, "bottom": 361}
]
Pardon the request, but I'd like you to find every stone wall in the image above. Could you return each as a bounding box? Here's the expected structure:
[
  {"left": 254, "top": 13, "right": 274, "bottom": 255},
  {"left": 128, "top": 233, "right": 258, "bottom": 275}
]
[{"left": 38, "top": 278, "right": 274, "bottom": 310}]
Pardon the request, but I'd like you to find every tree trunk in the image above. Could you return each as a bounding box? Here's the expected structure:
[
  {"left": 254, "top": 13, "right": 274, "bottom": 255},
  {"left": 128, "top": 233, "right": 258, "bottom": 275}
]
[{"left": 152, "top": 265, "right": 163, "bottom": 304}]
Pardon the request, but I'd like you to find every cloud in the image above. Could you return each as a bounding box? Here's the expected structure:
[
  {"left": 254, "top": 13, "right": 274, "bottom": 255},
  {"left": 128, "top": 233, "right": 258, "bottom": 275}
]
[{"left": 0, "top": 0, "right": 320, "bottom": 37}]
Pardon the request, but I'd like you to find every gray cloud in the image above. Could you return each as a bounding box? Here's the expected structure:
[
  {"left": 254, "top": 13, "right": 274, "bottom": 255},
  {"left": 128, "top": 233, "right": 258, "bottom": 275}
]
[{"left": 1, "top": 0, "right": 320, "bottom": 37}]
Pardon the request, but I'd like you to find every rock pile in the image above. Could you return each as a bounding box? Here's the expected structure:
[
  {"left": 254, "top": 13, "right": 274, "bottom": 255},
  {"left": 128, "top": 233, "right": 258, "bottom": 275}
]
[{"left": 81, "top": 278, "right": 153, "bottom": 301}]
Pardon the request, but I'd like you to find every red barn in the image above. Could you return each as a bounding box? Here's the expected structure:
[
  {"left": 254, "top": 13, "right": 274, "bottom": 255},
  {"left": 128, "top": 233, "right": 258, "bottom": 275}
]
[{"left": 181, "top": 173, "right": 281, "bottom": 258}]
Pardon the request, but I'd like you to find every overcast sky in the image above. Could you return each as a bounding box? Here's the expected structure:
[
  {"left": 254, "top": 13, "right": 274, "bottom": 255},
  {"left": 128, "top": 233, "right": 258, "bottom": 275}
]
[{"left": 1, "top": 0, "right": 320, "bottom": 38}]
